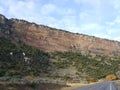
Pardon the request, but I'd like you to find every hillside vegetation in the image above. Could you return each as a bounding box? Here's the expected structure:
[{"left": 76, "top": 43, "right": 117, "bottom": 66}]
[
  {"left": 0, "top": 37, "right": 50, "bottom": 77},
  {"left": 0, "top": 37, "right": 120, "bottom": 82},
  {"left": 51, "top": 52, "right": 120, "bottom": 80}
]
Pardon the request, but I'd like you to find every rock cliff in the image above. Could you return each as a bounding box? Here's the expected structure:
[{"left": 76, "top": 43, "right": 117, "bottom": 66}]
[{"left": 0, "top": 14, "right": 120, "bottom": 56}]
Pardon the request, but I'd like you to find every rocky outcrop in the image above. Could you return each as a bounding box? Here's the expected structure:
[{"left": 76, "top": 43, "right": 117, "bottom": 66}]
[{"left": 0, "top": 14, "right": 120, "bottom": 56}]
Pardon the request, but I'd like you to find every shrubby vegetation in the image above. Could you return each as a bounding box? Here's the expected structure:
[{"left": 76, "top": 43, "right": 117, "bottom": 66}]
[
  {"left": 0, "top": 37, "right": 120, "bottom": 80},
  {"left": 0, "top": 37, "right": 50, "bottom": 77},
  {"left": 50, "top": 51, "right": 120, "bottom": 79}
]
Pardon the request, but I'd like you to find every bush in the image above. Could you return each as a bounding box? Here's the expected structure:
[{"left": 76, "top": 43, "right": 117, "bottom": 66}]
[{"left": 105, "top": 74, "right": 117, "bottom": 81}]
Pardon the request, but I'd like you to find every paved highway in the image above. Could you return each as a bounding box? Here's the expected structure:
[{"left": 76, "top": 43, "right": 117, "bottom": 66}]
[{"left": 77, "top": 81, "right": 119, "bottom": 90}]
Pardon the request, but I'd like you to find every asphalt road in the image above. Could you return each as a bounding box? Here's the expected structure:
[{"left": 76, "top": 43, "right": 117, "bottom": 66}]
[{"left": 77, "top": 81, "right": 119, "bottom": 90}]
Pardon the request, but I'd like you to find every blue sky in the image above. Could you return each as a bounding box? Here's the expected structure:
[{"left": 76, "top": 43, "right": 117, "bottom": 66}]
[{"left": 0, "top": 0, "right": 120, "bottom": 41}]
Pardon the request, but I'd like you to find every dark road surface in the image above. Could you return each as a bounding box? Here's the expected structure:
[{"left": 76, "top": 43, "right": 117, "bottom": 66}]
[{"left": 77, "top": 81, "right": 119, "bottom": 90}]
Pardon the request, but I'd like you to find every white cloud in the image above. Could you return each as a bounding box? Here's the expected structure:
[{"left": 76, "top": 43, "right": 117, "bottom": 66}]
[
  {"left": 53, "top": 0, "right": 69, "bottom": 3},
  {"left": 112, "top": 0, "right": 120, "bottom": 9},
  {"left": 93, "top": 29, "right": 120, "bottom": 41},
  {"left": 114, "top": 16, "right": 120, "bottom": 24},
  {"left": 62, "top": 9, "right": 76, "bottom": 15},
  {"left": 0, "top": 0, "right": 37, "bottom": 19},
  {"left": 106, "top": 29, "right": 116, "bottom": 35},
  {"left": 74, "top": 0, "right": 102, "bottom": 8},
  {"left": 41, "top": 4, "right": 56, "bottom": 15},
  {"left": 79, "top": 12, "right": 89, "bottom": 20},
  {"left": 9, "top": 0, "right": 35, "bottom": 16},
  {"left": 93, "top": 33, "right": 111, "bottom": 39},
  {"left": 79, "top": 11, "right": 97, "bottom": 23},
  {"left": 39, "top": 16, "right": 57, "bottom": 26},
  {"left": 0, "top": 6, "right": 4, "bottom": 13},
  {"left": 105, "top": 15, "right": 120, "bottom": 26},
  {"left": 105, "top": 21, "right": 115, "bottom": 26},
  {"left": 45, "top": 14, "right": 81, "bottom": 33},
  {"left": 113, "top": 36, "right": 120, "bottom": 41},
  {"left": 80, "top": 23, "right": 104, "bottom": 32},
  {"left": 40, "top": 3, "right": 76, "bottom": 16}
]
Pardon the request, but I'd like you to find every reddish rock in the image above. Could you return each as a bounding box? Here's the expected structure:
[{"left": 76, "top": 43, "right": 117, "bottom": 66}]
[{"left": 0, "top": 14, "right": 120, "bottom": 56}]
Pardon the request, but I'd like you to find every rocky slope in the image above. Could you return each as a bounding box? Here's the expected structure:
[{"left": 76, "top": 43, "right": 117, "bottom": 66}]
[{"left": 0, "top": 14, "right": 120, "bottom": 56}]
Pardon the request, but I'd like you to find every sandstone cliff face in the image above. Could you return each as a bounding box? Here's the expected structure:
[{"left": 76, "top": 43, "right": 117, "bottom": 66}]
[{"left": 0, "top": 14, "right": 120, "bottom": 56}]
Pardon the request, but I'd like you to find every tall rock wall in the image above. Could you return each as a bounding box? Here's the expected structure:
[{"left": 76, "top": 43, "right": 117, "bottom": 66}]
[{"left": 0, "top": 14, "right": 120, "bottom": 56}]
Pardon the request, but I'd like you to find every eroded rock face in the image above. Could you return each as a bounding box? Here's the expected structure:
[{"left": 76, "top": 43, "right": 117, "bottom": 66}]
[{"left": 0, "top": 14, "right": 120, "bottom": 56}]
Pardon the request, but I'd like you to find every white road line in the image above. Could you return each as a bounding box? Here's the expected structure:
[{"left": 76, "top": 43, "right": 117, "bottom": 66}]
[{"left": 110, "top": 82, "right": 112, "bottom": 90}]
